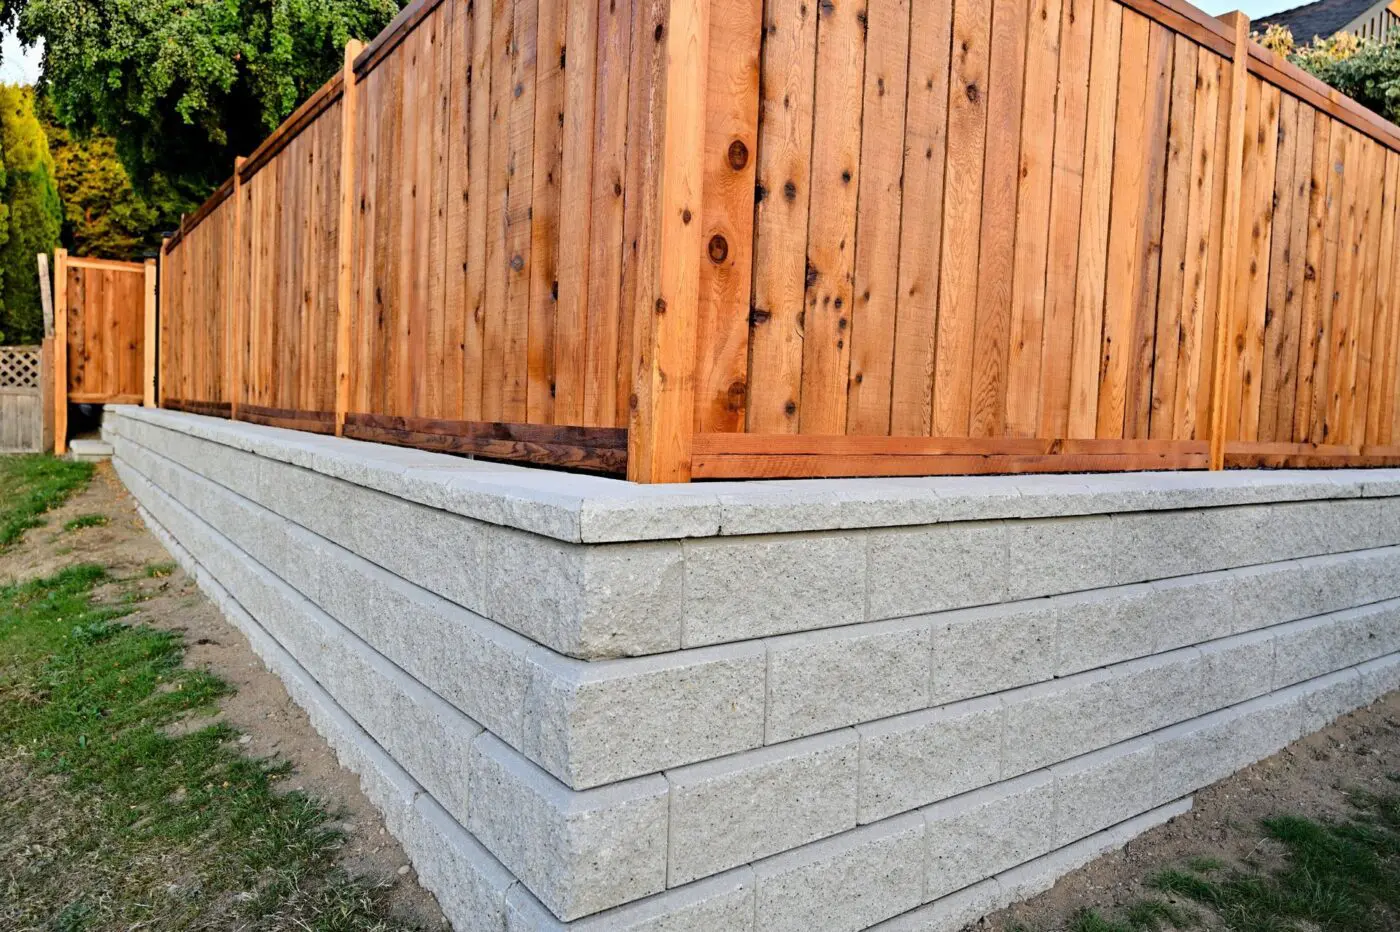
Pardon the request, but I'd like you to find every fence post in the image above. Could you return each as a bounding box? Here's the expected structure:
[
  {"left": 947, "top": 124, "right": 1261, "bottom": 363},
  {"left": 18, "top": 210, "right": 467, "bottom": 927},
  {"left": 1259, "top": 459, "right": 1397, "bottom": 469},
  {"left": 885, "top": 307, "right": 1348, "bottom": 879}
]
[
  {"left": 158, "top": 238, "right": 169, "bottom": 408},
  {"left": 627, "top": 0, "right": 710, "bottom": 482},
  {"left": 334, "top": 39, "right": 365, "bottom": 437},
  {"left": 1208, "top": 11, "right": 1250, "bottom": 471},
  {"left": 230, "top": 156, "right": 246, "bottom": 420},
  {"left": 143, "top": 258, "right": 157, "bottom": 406},
  {"left": 52, "top": 248, "right": 68, "bottom": 455}
]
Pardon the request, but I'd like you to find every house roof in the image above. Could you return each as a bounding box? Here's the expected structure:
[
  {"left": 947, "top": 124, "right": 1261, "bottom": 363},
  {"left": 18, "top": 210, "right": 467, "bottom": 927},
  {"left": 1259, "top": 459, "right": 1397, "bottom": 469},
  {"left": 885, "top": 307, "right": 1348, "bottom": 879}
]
[{"left": 1255, "top": 0, "right": 1385, "bottom": 41}]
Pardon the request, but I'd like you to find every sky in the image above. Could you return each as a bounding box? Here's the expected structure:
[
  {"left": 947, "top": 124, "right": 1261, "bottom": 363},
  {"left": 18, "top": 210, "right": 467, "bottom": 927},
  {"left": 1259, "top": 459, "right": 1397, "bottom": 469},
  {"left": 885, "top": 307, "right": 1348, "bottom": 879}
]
[
  {"left": 1196, "top": 0, "right": 1304, "bottom": 16},
  {"left": 0, "top": 30, "right": 41, "bottom": 86}
]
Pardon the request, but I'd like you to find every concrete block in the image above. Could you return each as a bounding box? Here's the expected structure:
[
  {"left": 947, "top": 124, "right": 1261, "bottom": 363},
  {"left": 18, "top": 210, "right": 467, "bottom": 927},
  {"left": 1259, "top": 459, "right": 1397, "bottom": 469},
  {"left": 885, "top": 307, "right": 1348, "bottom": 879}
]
[
  {"left": 1005, "top": 514, "right": 1117, "bottom": 600},
  {"left": 1053, "top": 585, "right": 1163, "bottom": 676},
  {"left": 923, "top": 771, "right": 1055, "bottom": 901},
  {"left": 1357, "top": 653, "right": 1400, "bottom": 701},
  {"left": 504, "top": 868, "right": 756, "bottom": 932},
  {"left": 1155, "top": 692, "right": 1301, "bottom": 800},
  {"left": 867, "top": 878, "right": 1004, "bottom": 932},
  {"left": 1298, "top": 669, "right": 1364, "bottom": 734},
  {"left": 1198, "top": 630, "right": 1275, "bottom": 714},
  {"left": 666, "top": 730, "right": 859, "bottom": 886},
  {"left": 522, "top": 642, "right": 766, "bottom": 789},
  {"left": 857, "top": 697, "right": 1003, "bottom": 823},
  {"left": 1051, "top": 740, "right": 1158, "bottom": 846},
  {"left": 929, "top": 603, "right": 1055, "bottom": 704},
  {"left": 403, "top": 799, "right": 517, "bottom": 932},
  {"left": 1002, "top": 670, "right": 1118, "bottom": 777},
  {"left": 466, "top": 735, "right": 668, "bottom": 921},
  {"left": 867, "top": 521, "right": 1007, "bottom": 620},
  {"left": 1336, "top": 600, "right": 1400, "bottom": 667},
  {"left": 1274, "top": 613, "right": 1355, "bottom": 688},
  {"left": 765, "top": 620, "right": 931, "bottom": 743},
  {"left": 753, "top": 814, "right": 925, "bottom": 932},
  {"left": 1153, "top": 564, "right": 1277, "bottom": 648},
  {"left": 1109, "top": 650, "right": 1203, "bottom": 738},
  {"left": 681, "top": 532, "right": 867, "bottom": 646}
]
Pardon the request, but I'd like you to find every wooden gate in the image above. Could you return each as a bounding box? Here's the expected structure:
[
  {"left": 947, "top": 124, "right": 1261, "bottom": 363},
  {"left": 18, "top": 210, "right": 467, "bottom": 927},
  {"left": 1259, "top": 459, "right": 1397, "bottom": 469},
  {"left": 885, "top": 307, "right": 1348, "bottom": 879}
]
[
  {"left": 53, "top": 249, "right": 157, "bottom": 453},
  {"left": 0, "top": 345, "right": 47, "bottom": 453}
]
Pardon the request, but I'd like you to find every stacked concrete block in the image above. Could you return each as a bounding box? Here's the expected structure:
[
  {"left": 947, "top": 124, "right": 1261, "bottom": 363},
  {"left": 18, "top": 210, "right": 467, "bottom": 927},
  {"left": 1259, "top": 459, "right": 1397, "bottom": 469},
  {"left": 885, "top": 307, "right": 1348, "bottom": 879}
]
[{"left": 106, "top": 405, "right": 1400, "bottom": 932}]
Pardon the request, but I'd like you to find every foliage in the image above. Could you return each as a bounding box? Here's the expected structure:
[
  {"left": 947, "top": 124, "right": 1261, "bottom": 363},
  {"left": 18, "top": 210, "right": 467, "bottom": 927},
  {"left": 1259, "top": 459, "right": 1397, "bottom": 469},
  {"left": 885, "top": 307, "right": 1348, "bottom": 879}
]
[
  {"left": 38, "top": 95, "right": 178, "bottom": 260},
  {"left": 1257, "top": 24, "right": 1400, "bottom": 125},
  {"left": 0, "top": 84, "right": 61, "bottom": 345},
  {"left": 0, "top": 0, "right": 403, "bottom": 206}
]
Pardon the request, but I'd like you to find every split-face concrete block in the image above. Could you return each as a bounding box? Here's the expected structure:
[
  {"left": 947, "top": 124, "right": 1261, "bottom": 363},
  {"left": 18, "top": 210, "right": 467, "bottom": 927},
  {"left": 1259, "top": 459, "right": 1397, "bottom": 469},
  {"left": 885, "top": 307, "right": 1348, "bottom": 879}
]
[
  {"left": 867, "top": 878, "right": 1005, "bottom": 932},
  {"left": 466, "top": 735, "right": 668, "bottom": 921},
  {"left": 765, "top": 620, "right": 932, "bottom": 743},
  {"left": 681, "top": 532, "right": 867, "bottom": 646},
  {"left": 665, "top": 730, "right": 859, "bottom": 886},
  {"left": 1297, "top": 669, "right": 1364, "bottom": 734},
  {"left": 504, "top": 869, "right": 757, "bottom": 932},
  {"left": 1005, "top": 514, "right": 1117, "bottom": 599},
  {"left": 1001, "top": 670, "right": 1118, "bottom": 777},
  {"left": 929, "top": 603, "right": 1055, "bottom": 705},
  {"left": 1109, "top": 650, "right": 1204, "bottom": 739},
  {"left": 753, "top": 814, "right": 925, "bottom": 932},
  {"left": 1198, "top": 630, "right": 1275, "bottom": 713},
  {"left": 923, "top": 771, "right": 1055, "bottom": 901},
  {"left": 1358, "top": 653, "right": 1400, "bottom": 700},
  {"left": 857, "top": 697, "right": 1003, "bottom": 824},
  {"left": 1053, "top": 585, "right": 1163, "bottom": 676},
  {"left": 1050, "top": 739, "right": 1158, "bottom": 846},
  {"left": 1274, "top": 613, "right": 1357, "bottom": 688},
  {"left": 522, "top": 642, "right": 767, "bottom": 789},
  {"left": 867, "top": 521, "right": 1008, "bottom": 620}
]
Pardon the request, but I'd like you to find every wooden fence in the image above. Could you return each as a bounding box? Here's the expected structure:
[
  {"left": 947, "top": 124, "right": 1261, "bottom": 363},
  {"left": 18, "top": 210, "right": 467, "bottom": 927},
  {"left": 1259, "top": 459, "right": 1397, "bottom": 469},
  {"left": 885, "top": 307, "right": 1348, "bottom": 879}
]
[
  {"left": 0, "top": 345, "right": 49, "bottom": 453},
  {"left": 157, "top": 0, "right": 1400, "bottom": 482},
  {"left": 54, "top": 250, "right": 157, "bottom": 453}
]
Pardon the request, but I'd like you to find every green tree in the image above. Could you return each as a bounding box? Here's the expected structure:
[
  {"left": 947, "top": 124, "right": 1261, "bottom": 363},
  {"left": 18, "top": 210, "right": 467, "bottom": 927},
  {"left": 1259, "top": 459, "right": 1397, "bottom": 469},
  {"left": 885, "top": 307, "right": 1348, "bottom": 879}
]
[
  {"left": 1257, "top": 25, "right": 1400, "bottom": 125},
  {"left": 0, "top": 83, "right": 60, "bottom": 345},
  {"left": 0, "top": 0, "right": 403, "bottom": 206},
  {"left": 38, "top": 96, "right": 177, "bottom": 260}
]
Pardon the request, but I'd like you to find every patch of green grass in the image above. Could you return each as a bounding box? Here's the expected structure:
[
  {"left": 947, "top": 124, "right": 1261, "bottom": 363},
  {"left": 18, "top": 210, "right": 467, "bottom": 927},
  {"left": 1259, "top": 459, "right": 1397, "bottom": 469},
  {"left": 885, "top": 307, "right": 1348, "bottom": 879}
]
[
  {"left": 143, "top": 560, "right": 177, "bottom": 578},
  {"left": 0, "top": 455, "right": 92, "bottom": 550},
  {"left": 0, "top": 563, "right": 419, "bottom": 930},
  {"left": 1010, "top": 794, "right": 1400, "bottom": 932},
  {"left": 61, "top": 513, "right": 108, "bottom": 531}
]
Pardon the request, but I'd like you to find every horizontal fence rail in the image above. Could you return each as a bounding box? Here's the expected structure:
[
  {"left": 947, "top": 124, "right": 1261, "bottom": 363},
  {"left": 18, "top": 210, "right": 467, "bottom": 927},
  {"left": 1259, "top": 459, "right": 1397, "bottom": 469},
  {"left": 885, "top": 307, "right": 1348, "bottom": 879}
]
[{"left": 158, "top": 0, "right": 1400, "bottom": 482}]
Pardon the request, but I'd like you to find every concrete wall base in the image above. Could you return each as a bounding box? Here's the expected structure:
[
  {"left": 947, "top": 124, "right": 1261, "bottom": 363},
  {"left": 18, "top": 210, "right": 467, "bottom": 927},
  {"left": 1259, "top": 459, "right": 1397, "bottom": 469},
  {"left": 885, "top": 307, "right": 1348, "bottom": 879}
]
[{"left": 106, "top": 406, "right": 1400, "bottom": 931}]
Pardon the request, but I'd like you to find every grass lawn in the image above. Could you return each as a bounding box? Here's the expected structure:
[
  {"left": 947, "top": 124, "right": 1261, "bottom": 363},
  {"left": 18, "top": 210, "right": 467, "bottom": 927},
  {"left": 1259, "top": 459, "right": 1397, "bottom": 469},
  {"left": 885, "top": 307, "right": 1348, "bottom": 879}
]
[{"left": 0, "top": 455, "right": 420, "bottom": 931}]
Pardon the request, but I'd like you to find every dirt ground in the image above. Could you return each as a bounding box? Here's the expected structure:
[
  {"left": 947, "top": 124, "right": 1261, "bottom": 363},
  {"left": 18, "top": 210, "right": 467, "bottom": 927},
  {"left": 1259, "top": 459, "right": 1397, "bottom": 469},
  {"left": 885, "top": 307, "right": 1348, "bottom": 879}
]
[
  {"left": 6, "top": 462, "right": 1399, "bottom": 932},
  {"left": 987, "top": 679, "right": 1400, "bottom": 929},
  {"left": 0, "top": 463, "right": 447, "bottom": 929}
]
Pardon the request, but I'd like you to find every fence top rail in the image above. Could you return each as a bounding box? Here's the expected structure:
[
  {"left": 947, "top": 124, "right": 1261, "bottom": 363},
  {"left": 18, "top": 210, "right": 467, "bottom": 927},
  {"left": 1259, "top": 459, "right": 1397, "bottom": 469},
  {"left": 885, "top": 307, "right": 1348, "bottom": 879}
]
[
  {"left": 66, "top": 256, "right": 147, "bottom": 273},
  {"left": 238, "top": 69, "right": 345, "bottom": 183},
  {"left": 352, "top": 0, "right": 447, "bottom": 79}
]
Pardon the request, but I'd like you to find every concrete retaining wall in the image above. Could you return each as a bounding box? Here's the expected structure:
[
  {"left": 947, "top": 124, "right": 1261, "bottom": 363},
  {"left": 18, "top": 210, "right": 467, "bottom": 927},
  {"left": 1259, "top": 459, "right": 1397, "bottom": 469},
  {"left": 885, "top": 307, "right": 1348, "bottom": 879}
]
[{"left": 105, "top": 405, "right": 1400, "bottom": 931}]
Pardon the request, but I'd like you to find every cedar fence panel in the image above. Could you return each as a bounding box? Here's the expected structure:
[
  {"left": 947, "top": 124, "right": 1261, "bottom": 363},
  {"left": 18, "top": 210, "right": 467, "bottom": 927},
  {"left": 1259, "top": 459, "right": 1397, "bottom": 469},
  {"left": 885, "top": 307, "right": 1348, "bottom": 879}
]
[{"left": 157, "top": 0, "right": 1400, "bottom": 482}]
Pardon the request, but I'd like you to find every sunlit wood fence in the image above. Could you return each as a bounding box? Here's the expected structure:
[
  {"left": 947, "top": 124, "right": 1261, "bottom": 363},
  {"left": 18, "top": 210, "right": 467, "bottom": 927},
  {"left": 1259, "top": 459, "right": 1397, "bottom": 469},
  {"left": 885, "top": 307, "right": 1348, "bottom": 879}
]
[
  {"left": 53, "top": 250, "right": 156, "bottom": 454},
  {"left": 157, "top": 0, "right": 1400, "bottom": 482}
]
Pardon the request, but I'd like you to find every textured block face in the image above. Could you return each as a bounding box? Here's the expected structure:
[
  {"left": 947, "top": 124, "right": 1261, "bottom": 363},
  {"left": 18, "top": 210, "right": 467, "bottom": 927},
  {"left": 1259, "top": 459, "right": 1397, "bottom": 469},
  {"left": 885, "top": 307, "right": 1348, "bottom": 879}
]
[
  {"left": 867, "top": 521, "right": 1008, "bottom": 620},
  {"left": 929, "top": 605, "right": 1055, "bottom": 704},
  {"left": 522, "top": 644, "right": 767, "bottom": 789},
  {"left": 1005, "top": 515, "right": 1117, "bottom": 599},
  {"left": 1002, "top": 673, "right": 1118, "bottom": 777},
  {"left": 857, "top": 698, "right": 1003, "bottom": 823},
  {"left": 924, "top": 773, "right": 1055, "bottom": 901},
  {"left": 1199, "top": 631, "right": 1276, "bottom": 712},
  {"left": 466, "top": 737, "right": 669, "bottom": 920},
  {"left": 681, "top": 533, "right": 867, "bottom": 646},
  {"left": 665, "top": 731, "right": 859, "bottom": 886},
  {"left": 754, "top": 815, "right": 925, "bottom": 932},
  {"left": 1051, "top": 741, "right": 1158, "bottom": 845},
  {"left": 505, "top": 870, "right": 757, "bottom": 932},
  {"left": 765, "top": 621, "right": 932, "bottom": 743},
  {"left": 1298, "top": 671, "right": 1364, "bottom": 734}
]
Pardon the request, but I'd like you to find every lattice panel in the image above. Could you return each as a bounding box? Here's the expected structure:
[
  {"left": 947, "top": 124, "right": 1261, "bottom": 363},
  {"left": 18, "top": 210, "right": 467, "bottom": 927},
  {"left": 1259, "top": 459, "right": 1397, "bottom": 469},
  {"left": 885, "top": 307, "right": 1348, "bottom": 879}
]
[{"left": 0, "top": 347, "right": 41, "bottom": 389}]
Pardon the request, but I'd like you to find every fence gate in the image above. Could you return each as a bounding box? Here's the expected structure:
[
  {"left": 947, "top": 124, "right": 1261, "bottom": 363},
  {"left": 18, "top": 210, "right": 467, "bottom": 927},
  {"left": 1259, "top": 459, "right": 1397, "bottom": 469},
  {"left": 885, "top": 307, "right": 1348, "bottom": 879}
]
[
  {"left": 53, "top": 250, "right": 156, "bottom": 453},
  {"left": 0, "top": 345, "right": 47, "bottom": 453}
]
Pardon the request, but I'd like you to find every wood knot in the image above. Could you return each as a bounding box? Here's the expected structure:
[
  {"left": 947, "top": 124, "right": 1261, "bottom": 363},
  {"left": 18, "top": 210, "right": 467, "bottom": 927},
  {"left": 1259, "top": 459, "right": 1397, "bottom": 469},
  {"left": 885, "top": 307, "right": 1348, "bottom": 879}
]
[
  {"left": 708, "top": 234, "right": 729, "bottom": 264},
  {"left": 727, "top": 139, "right": 750, "bottom": 170}
]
